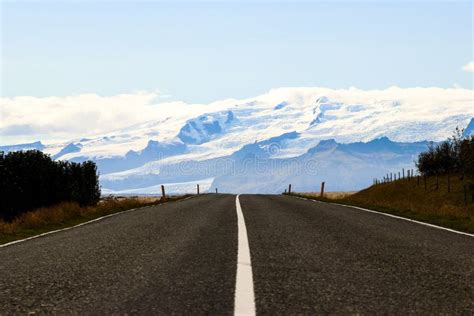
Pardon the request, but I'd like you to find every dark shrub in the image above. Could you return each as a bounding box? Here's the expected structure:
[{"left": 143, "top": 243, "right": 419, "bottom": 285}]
[
  {"left": 0, "top": 150, "right": 100, "bottom": 220},
  {"left": 459, "top": 137, "right": 474, "bottom": 176},
  {"left": 416, "top": 128, "right": 474, "bottom": 177}
]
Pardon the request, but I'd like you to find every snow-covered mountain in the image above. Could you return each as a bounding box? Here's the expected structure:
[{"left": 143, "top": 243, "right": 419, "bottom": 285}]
[
  {"left": 463, "top": 118, "right": 474, "bottom": 137},
  {"left": 2, "top": 87, "right": 473, "bottom": 194}
]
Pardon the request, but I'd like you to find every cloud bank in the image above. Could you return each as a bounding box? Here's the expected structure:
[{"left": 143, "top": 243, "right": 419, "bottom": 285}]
[
  {"left": 0, "top": 92, "right": 166, "bottom": 144},
  {"left": 1, "top": 87, "right": 473, "bottom": 146}
]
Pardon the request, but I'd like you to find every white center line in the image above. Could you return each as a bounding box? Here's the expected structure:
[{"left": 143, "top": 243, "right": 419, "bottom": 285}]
[{"left": 234, "top": 195, "right": 256, "bottom": 316}]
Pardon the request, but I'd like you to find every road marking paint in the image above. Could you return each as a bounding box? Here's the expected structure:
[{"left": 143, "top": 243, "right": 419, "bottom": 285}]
[
  {"left": 0, "top": 207, "right": 142, "bottom": 248},
  {"left": 0, "top": 195, "right": 200, "bottom": 249},
  {"left": 234, "top": 195, "right": 256, "bottom": 316},
  {"left": 295, "top": 196, "right": 309, "bottom": 201},
  {"left": 300, "top": 197, "right": 474, "bottom": 237},
  {"left": 181, "top": 196, "right": 195, "bottom": 201}
]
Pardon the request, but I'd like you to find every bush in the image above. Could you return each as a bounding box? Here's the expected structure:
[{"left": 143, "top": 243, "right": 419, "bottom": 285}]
[
  {"left": 0, "top": 150, "right": 100, "bottom": 221},
  {"left": 459, "top": 137, "right": 474, "bottom": 176},
  {"left": 416, "top": 128, "right": 474, "bottom": 177}
]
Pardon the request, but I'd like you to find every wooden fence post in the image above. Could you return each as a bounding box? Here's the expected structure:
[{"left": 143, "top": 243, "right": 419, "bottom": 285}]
[
  {"left": 288, "top": 184, "right": 292, "bottom": 194},
  {"left": 197, "top": 184, "right": 200, "bottom": 195},
  {"left": 161, "top": 185, "right": 166, "bottom": 202},
  {"left": 320, "top": 181, "right": 325, "bottom": 198},
  {"left": 402, "top": 168, "right": 405, "bottom": 179},
  {"left": 215, "top": 188, "right": 218, "bottom": 194}
]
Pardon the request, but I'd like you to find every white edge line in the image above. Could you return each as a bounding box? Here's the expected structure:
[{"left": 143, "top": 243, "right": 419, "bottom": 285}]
[
  {"left": 286, "top": 195, "right": 474, "bottom": 238},
  {"left": 234, "top": 194, "right": 256, "bottom": 316},
  {"left": 0, "top": 195, "right": 199, "bottom": 249}
]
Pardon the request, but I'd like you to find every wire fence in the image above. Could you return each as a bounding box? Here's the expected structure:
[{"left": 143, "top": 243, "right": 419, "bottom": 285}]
[{"left": 372, "top": 168, "right": 474, "bottom": 205}]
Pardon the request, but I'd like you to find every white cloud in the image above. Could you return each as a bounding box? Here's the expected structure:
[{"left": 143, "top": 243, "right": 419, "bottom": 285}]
[
  {"left": 462, "top": 61, "right": 474, "bottom": 72},
  {"left": 0, "top": 92, "right": 162, "bottom": 144},
  {"left": 1, "top": 87, "right": 473, "bottom": 148},
  {"left": 0, "top": 91, "right": 238, "bottom": 145}
]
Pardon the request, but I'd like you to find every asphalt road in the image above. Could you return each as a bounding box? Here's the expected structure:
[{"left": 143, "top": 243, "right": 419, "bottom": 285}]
[
  {"left": 0, "top": 194, "right": 238, "bottom": 314},
  {"left": 0, "top": 194, "right": 473, "bottom": 314},
  {"left": 240, "top": 195, "right": 473, "bottom": 314}
]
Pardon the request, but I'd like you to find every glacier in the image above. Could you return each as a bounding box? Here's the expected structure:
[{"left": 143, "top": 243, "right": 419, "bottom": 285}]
[{"left": 1, "top": 87, "right": 473, "bottom": 194}]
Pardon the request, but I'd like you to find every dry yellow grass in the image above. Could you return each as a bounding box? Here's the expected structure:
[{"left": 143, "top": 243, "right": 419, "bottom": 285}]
[
  {"left": 293, "top": 175, "right": 474, "bottom": 233},
  {"left": 299, "top": 191, "right": 356, "bottom": 199},
  {"left": 343, "top": 175, "right": 473, "bottom": 218},
  {"left": 100, "top": 196, "right": 161, "bottom": 203},
  {"left": 0, "top": 202, "right": 80, "bottom": 234},
  {"left": 0, "top": 196, "right": 186, "bottom": 243}
]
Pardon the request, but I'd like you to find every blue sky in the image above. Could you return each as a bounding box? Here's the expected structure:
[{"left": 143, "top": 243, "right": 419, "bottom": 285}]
[{"left": 1, "top": 1, "right": 473, "bottom": 103}]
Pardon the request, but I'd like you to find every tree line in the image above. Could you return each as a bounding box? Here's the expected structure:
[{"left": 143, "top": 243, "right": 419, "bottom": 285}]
[
  {"left": 0, "top": 150, "right": 100, "bottom": 221},
  {"left": 416, "top": 128, "right": 474, "bottom": 177}
]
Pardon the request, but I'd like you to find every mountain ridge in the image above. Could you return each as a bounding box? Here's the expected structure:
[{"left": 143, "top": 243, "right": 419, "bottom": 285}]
[{"left": 2, "top": 87, "right": 473, "bottom": 193}]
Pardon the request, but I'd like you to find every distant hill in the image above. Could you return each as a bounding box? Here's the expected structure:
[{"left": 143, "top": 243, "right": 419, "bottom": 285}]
[
  {"left": 0, "top": 141, "right": 44, "bottom": 153},
  {"left": 463, "top": 118, "right": 474, "bottom": 136},
  {"left": 100, "top": 134, "right": 429, "bottom": 193}
]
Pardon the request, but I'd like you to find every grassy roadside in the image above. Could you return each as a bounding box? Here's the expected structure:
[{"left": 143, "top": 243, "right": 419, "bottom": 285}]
[
  {"left": 0, "top": 195, "right": 193, "bottom": 245},
  {"left": 287, "top": 175, "right": 474, "bottom": 234}
]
